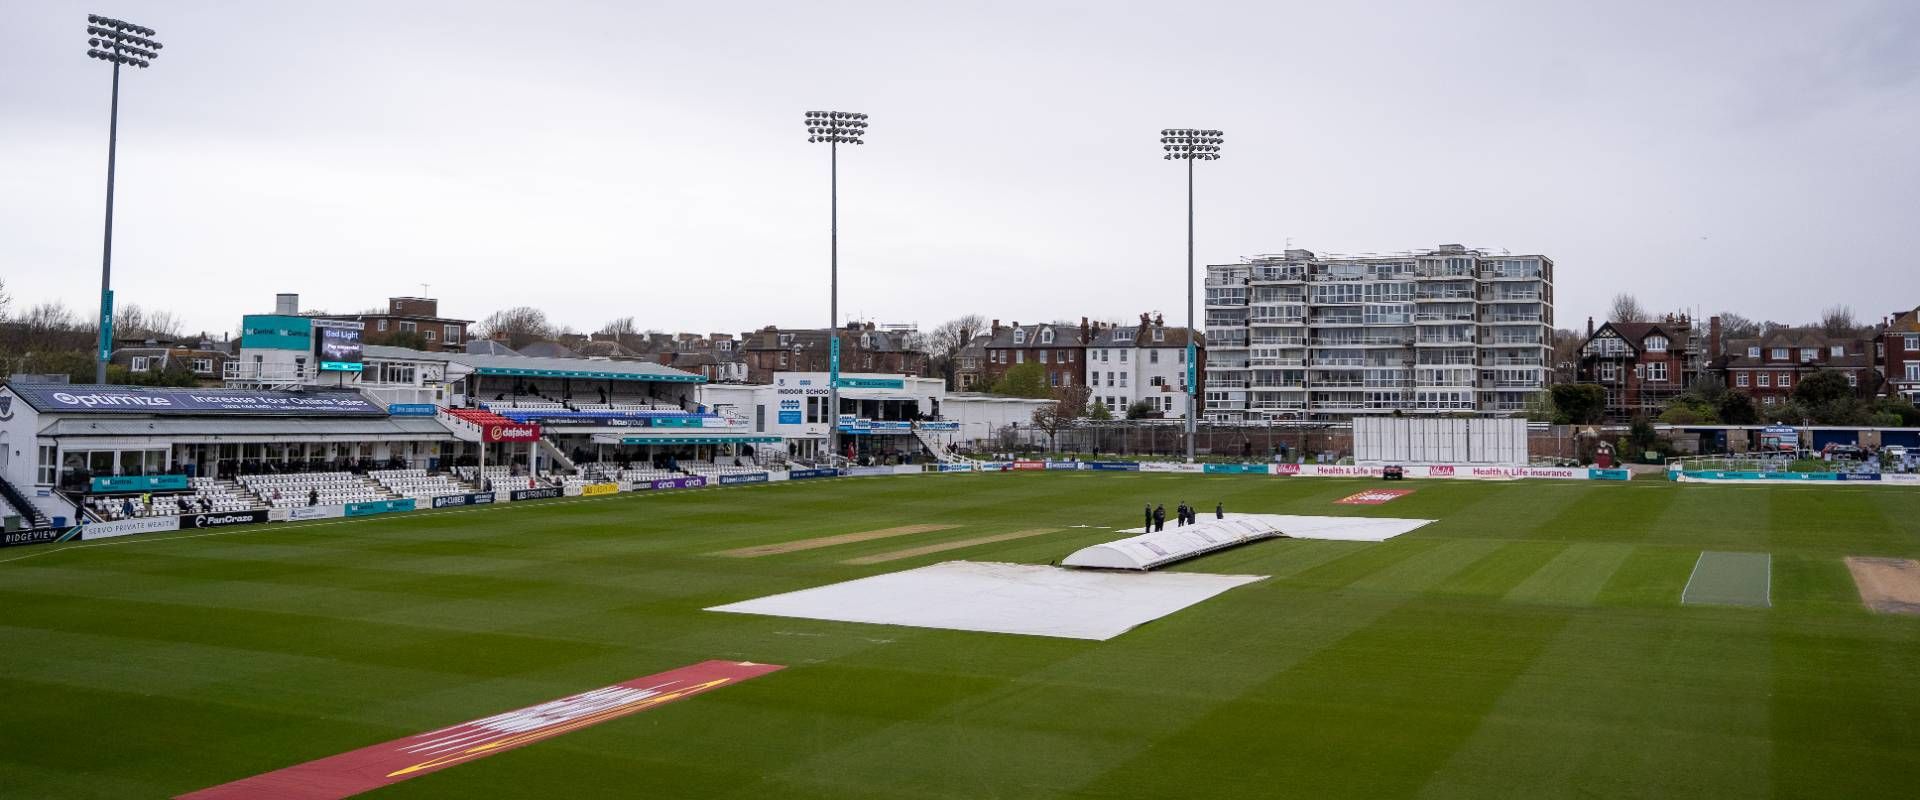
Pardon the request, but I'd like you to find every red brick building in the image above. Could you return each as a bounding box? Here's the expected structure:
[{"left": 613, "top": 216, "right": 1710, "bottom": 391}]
[
  {"left": 739, "top": 323, "right": 928, "bottom": 384},
  {"left": 1715, "top": 328, "right": 1877, "bottom": 408},
  {"left": 1575, "top": 316, "right": 1707, "bottom": 420},
  {"left": 982, "top": 319, "right": 1090, "bottom": 391},
  {"left": 323, "top": 297, "right": 471, "bottom": 352},
  {"left": 1875, "top": 306, "right": 1920, "bottom": 402}
]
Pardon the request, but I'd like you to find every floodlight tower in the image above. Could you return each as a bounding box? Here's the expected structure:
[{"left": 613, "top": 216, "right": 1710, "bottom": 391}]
[
  {"left": 1161, "top": 128, "right": 1223, "bottom": 462},
  {"left": 85, "top": 13, "right": 163, "bottom": 384},
  {"left": 804, "top": 110, "right": 868, "bottom": 463}
]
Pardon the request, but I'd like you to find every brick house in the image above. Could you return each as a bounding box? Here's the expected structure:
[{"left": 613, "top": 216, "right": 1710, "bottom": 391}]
[
  {"left": 1714, "top": 327, "right": 1878, "bottom": 408},
  {"left": 1575, "top": 315, "right": 1706, "bottom": 420},
  {"left": 954, "top": 333, "right": 992, "bottom": 391},
  {"left": 739, "top": 323, "right": 928, "bottom": 384},
  {"left": 1876, "top": 306, "right": 1920, "bottom": 402},
  {"left": 324, "top": 297, "right": 472, "bottom": 352},
  {"left": 981, "top": 319, "right": 1090, "bottom": 391}
]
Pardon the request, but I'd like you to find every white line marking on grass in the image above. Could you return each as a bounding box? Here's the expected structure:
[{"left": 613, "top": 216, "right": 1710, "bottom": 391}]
[
  {"left": 1765, "top": 553, "right": 1773, "bottom": 608},
  {"left": 0, "top": 479, "right": 802, "bottom": 567},
  {"left": 1680, "top": 551, "right": 1706, "bottom": 604}
]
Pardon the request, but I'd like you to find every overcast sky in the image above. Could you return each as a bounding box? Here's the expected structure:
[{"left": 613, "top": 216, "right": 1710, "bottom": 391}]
[{"left": 3, "top": 0, "right": 1917, "bottom": 341}]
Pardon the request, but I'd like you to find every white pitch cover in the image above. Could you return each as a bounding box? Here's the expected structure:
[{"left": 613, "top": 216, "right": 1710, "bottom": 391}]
[
  {"left": 707, "top": 560, "right": 1264, "bottom": 641},
  {"left": 1078, "top": 513, "right": 1435, "bottom": 569}
]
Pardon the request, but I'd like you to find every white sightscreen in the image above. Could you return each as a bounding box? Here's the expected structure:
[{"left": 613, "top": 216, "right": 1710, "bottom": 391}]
[{"left": 1354, "top": 416, "right": 1526, "bottom": 465}]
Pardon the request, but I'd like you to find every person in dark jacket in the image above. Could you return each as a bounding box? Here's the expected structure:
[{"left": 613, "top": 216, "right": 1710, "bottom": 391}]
[
  {"left": 1215, "top": 502, "right": 1224, "bottom": 519},
  {"left": 1153, "top": 504, "right": 1166, "bottom": 532},
  {"left": 1143, "top": 504, "right": 1153, "bottom": 531},
  {"left": 308, "top": 488, "right": 319, "bottom": 506}
]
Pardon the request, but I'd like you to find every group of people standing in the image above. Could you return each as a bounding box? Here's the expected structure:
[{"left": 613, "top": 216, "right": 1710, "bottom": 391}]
[{"left": 1143, "top": 501, "right": 1223, "bottom": 532}]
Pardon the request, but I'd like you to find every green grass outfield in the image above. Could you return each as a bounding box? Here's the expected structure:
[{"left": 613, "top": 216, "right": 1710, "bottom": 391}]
[{"left": 3, "top": 473, "right": 1919, "bottom": 798}]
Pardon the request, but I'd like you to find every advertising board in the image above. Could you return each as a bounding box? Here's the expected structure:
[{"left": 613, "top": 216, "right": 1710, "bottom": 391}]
[
  {"left": 1011, "top": 460, "right": 1047, "bottom": 471},
  {"left": 1201, "top": 464, "right": 1268, "bottom": 475},
  {"left": 184, "top": 510, "right": 269, "bottom": 529},
  {"left": 288, "top": 505, "right": 345, "bottom": 521},
  {"left": 580, "top": 482, "right": 620, "bottom": 497},
  {"left": 430, "top": 493, "right": 496, "bottom": 509},
  {"left": 89, "top": 474, "right": 190, "bottom": 493},
  {"left": 483, "top": 422, "right": 542, "bottom": 443},
  {"left": 8, "top": 384, "right": 384, "bottom": 416},
  {"left": 1044, "top": 461, "right": 1081, "bottom": 470},
  {"left": 1140, "top": 462, "right": 1205, "bottom": 473},
  {"left": 788, "top": 468, "right": 840, "bottom": 480},
  {"left": 315, "top": 323, "right": 365, "bottom": 372},
  {"left": 651, "top": 476, "right": 707, "bottom": 490},
  {"left": 937, "top": 463, "right": 975, "bottom": 472},
  {"left": 1, "top": 528, "right": 76, "bottom": 548},
  {"left": 718, "top": 473, "right": 770, "bottom": 485},
  {"left": 1085, "top": 461, "right": 1142, "bottom": 471},
  {"left": 386, "top": 403, "right": 440, "bottom": 417},
  {"left": 80, "top": 515, "right": 181, "bottom": 540},
  {"left": 510, "top": 487, "right": 563, "bottom": 501},
  {"left": 345, "top": 499, "right": 416, "bottom": 517}
]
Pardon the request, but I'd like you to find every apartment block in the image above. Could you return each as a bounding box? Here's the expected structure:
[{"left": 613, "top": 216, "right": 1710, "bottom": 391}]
[{"left": 1203, "top": 244, "right": 1554, "bottom": 420}]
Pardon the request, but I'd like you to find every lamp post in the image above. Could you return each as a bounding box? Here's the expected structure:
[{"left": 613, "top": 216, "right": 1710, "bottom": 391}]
[
  {"left": 1161, "top": 128, "right": 1223, "bottom": 462},
  {"left": 804, "top": 110, "right": 868, "bottom": 464},
  {"left": 85, "top": 14, "right": 163, "bottom": 384}
]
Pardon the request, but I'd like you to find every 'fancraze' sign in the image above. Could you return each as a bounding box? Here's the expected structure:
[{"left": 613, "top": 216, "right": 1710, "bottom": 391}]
[
  {"left": 185, "top": 510, "right": 268, "bottom": 529},
  {"left": 483, "top": 423, "right": 541, "bottom": 442},
  {"left": 9, "top": 384, "right": 384, "bottom": 416}
]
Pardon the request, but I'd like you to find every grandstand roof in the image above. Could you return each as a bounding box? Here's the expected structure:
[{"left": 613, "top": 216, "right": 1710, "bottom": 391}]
[{"left": 364, "top": 345, "right": 703, "bottom": 383}]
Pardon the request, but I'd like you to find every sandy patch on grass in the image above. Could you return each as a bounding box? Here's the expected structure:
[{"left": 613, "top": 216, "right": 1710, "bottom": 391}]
[
  {"left": 712, "top": 524, "right": 960, "bottom": 557},
  {"left": 842, "top": 529, "right": 1061, "bottom": 565},
  {"left": 1845, "top": 557, "right": 1920, "bottom": 615}
]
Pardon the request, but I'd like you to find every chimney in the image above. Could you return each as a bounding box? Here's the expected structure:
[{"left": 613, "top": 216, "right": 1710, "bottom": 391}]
[
  {"left": 1709, "top": 315, "right": 1723, "bottom": 357},
  {"left": 1154, "top": 312, "right": 1164, "bottom": 326},
  {"left": 1587, "top": 316, "right": 1594, "bottom": 338},
  {"left": 991, "top": 319, "right": 1002, "bottom": 336}
]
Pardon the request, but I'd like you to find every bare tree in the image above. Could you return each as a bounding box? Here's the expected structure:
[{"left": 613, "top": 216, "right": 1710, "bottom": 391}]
[
  {"left": 599, "top": 316, "right": 638, "bottom": 338},
  {"left": 22, "top": 301, "right": 79, "bottom": 332},
  {"left": 115, "top": 303, "right": 185, "bottom": 340},
  {"left": 1029, "top": 384, "right": 1090, "bottom": 452},
  {"left": 0, "top": 278, "right": 10, "bottom": 321},
  {"left": 1819, "top": 304, "right": 1856, "bottom": 337},
  {"left": 927, "top": 314, "right": 985, "bottom": 388},
  {"left": 1715, "top": 311, "right": 1760, "bottom": 341},
  {"left": 1608, "top": 293, "right": 1646, "bottom": 323},
  {"left": 477, "top": 306, "right": 556, "bottom": 348}
]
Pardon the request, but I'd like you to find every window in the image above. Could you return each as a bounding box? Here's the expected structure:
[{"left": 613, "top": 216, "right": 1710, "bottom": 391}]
[
  {"left": 1758, "top": 373, "right": 1770, "bottom": 387},
  {"left": 191, "top": 358, "right": 213, "bottom": 373},
  {"left": 1648, "top": 362, "right": 1668, "bottom": 382},
  {"left": 1040, "top": 328, "right": 1055, "bottom": 344},
  {"left": 130, "top": 356, "right": 150, "bottom": 372},
  {"left": 424, "top": 330, "right": 437, "bottom": 341},
  {"left": 1113, "top": 328, "right": 1128, "bottom": 341},
  {"left": 1763, "top": 395, "right": 1777, "bottom": 405},
  {"left": 1106, "top": 372, "right": 1115, "bottom": 387},
  {"left": 1770, "top": 348, "right": 1787, "bottom": 360},
  {"left": 445, "top": 324, "right": 461, "bottom": 342},
  {"left": 779, "top": 352, "right": 788, "bottom": 367},
  {"left": 399, "top": 321, "right": 416, "bottom": 332},
  {"left": 1908, "top": 364, "right": 1920, "bottom": 381},
  {"left": 1149, "top": 350, "right": 1160, "bottom": 364},
  {"left": 377, "top": 319, "right": 389, "bottom": 332},
  {"left": 1013, "top": 329, "right": 1027, "bottom": 345},
  {"left": 1120, "top": 350, "right": 1129, "bottom": 363},
  {"left": 1153, "top": 328, "right": 1166, "bottom": 342},
  {"left": 1038, "top": 350, "right": 1048, "bottom": 364},
  {"left": 1099, "top": 349, "right": 1108, "bottom": 362},
  {"left": 1847, "top": 373, "right": 1857, "bottom": 387},
  {"left": 1061, "top": 373, "right": 1072, "bottom": 386},
  {"left": 1736, "top": 372, "right": 1749, "bottom": 387},
  {"left": 1906, "top": 335, "right": 1919, "bottom": 352},
  {"left": 1065, "top": 351, "right": 1074, "bottom": 363},
  {"left": 1831, "top": 345, "right": 1845, "bottom": 357},
  {"left": 1600, "top": 362, "right": 1617, "bottom": 381},
  {"left": 1050, "top": 372, "right": 1060, "bottom": 387},
  {"left": 1120, "top": 373, "right": 1129, "bottom": 387},
  {"left": 1779, "top": 373, "right": 1791, "bottom": 388},
  {"left": 1634, "top": 364, "right": 1644, "bottom": 380},
  {"left": 1016, "top": 351, "right": 1025, "bottom": 364},
  {"left": 1644, "top": 336, "right": 1667, "bottom": 352},
  {"left": 1800, "top": 348, "right": 1818, "bottom": 362},
  {"left": 1747, "top": 346, "right": 1760, "bottom": 358},
  {"left": 778, "top": 334, "right": 793, "bottom": 346},
  {"left": 38, "top": 445, "right": 57, "bottom": 485}
]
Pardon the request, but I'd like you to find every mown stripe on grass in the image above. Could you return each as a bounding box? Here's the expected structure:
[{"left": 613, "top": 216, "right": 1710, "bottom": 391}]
[
  {"left": 1416, "top": 610, "right": 1772, "bottom": 799},
  {"left": 1429, "top": 541, "right": 1566, "bottom": 599},
  {"left": 1345, "top": 539, "right": 1508, "bottom": 594},
  {"left": 1504, "top": 542, "right": 1635, "bottom": 606},
  {"left": 709, "top": 524, "right": 960, "bottom": 557},
  {"left": 1769, "top": 614, "right": 1920, "bottom": 798},
  {"left": 1077, "top": 601, "right": 1571, "bottom": 798},
  {"left": 1594, "top": 547, "right": 1698, "bottom": 607},
  {"left": 841, "top": 529, "right": 1062, "bottom": 565}
]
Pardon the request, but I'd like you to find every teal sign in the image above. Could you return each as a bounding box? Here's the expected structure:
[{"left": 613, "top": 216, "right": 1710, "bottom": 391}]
[
  {"left": 240, "top": 314, "right": 315, "bottom": 351},
  {"left": 1588, "top": 468, "right": 1631, "bottom": 481},
  {"left": 97, "top": 289, "right": 114, "bottom": 361},
  {"left": 1186, "top": 341, "right": 1197, "bottom": 394},
  {"left": 90, "top": 474, "right": 189, "bottom": 493},
  {"left": 651, "top": 417, "right": 704, "bottom": 428},
  {"left": 1202, "top": 463, "right": 1267, "bottom": 474},
  {"left": 387, "top": 403, "right": 439, "bottom": 416},
  {"left": 345, "top": 498, "right": 416, "bottom": 517},
  {"left": 834, "top": 377, "right": 904, "bottom": 389}
]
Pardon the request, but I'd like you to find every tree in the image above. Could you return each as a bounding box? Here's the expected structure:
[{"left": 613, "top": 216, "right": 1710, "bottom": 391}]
[
  {"left": 367, "top": 329, "right": 430, "bottom": 350},
  {"left": 1609, "top": 293, "right": 1646, "bottom": 323},
  {"left": 599, "top": 316, "right": 637, "bottom": 338},
  {"left": 1089, "top": 400, "right": 1114, "bottom": 421},
  {"left": 1029, "top": 384, "right": 1090, "bottom": 452},
  {"left": 477, "top": 306, "right": 556, "bottom": 349},
  {"left": 988, "top": 362, "right": 1050, "bottom": 398},
  {"left": 1523, "top": 390, "right": 1559, "bottom": 423},
  {"left": 928, "top": 314, "right": 986, "bottom": 389},
  {"left": 1716, "top": 312, "right": 1761, "bottom": 342},
  {"left": 1819, "top": 305, "right": 1857, "bottom": 337},
  {"left": 1125, "top": 400, "right": 1156, "bottom": 420},
  {"left": 1792, "top": 369, "right": 1854, "bottom": 407},
  {"left": 1717, "top": 389, "right": 1759, "bottom": 425},
  {"left": 114, "top": 303, "right": 184, "bottom": 340},
  {"left": 1549, "top": 383, "right": 1607, "bottom": 424},
  {"left": 0, "top": 277, "right": 10, "bottom": 320}
]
